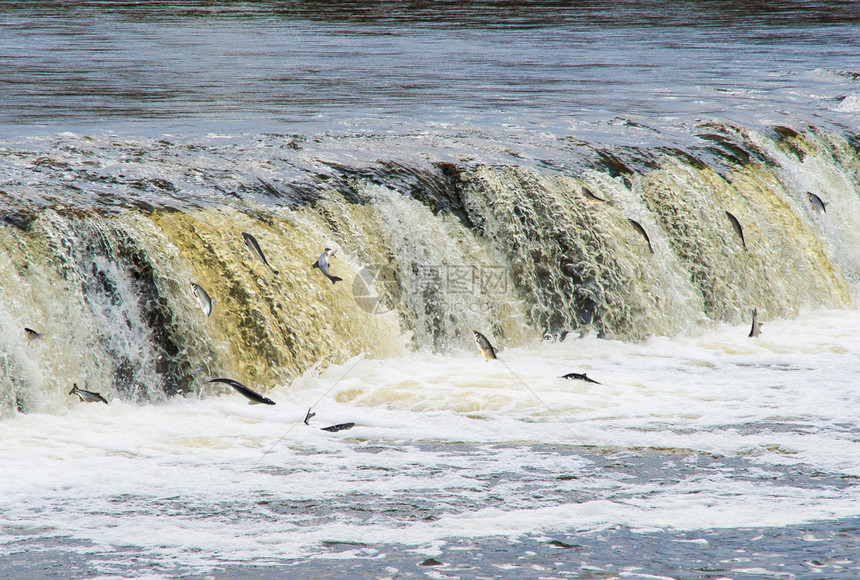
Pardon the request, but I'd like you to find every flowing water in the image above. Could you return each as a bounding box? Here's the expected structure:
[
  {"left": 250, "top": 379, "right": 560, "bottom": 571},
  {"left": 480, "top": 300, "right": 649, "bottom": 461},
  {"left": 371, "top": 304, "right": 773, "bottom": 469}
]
[{"left": 1, "top": 2, "right": 860, "bottom": 578}]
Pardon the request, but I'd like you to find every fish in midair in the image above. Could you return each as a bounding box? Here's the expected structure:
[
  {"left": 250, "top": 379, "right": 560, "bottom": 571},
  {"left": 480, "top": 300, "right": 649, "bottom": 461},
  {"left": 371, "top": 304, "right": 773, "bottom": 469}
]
[
  {"left": 582, "top": 186, "right": 611, "bottom": 205},
  {"left": 627, "top": 219, "right": 654, "bottom": 254},
  {"left": 806, "top": 192, "right": 827, "bottom": 214},
  {"left": 561, "top": 372, "right": 601, "bottom": 384},
  {"left": 190, "top": 282, "right": 216, "bottom": 317},
  {"left": 304, "top": 408, "right": 355, "bottom": 432},
  {"left": 312, "top": 248, "right": 343, "bottom": 284},
  {"left": 748, "top": 308, "right": 763, "bottom": 338},
  {"left": 473, "top": 330, "right": 497, "bottom": 361},
  {"left": 69, "top": 383, "right": 108, "bottom": 404},
  {"left": 24, "top": 327, "right": 42, "bottom": 345},
  {"left": 725, "top": 211, "right": 748, "bottom": 251},
  {"left": 242, "top": 232, "right": 279, "bottom": 275},
  {"left": 205, "top": 378, "right": 276, "bottom": 405}
]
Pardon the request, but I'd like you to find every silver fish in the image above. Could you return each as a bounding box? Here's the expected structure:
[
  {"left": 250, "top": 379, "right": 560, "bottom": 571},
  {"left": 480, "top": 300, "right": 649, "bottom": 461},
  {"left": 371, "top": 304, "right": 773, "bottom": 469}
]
[
  {"left": 748, "top": 308, "right": 763, "bottom": 338},
  {"left": 806, "top": 192, "right": 827, "bottom": 214},
  {"left": 190, "top": 282, "right": 216, "bottom": 317},
  {"left": 582, "top": 186, "right": 611, "bottom": 205},
  {"left": 24, "top": 327, "right": 42, "bottom": 344},
  {"left": 725, "top": 211, "right": 748, "bottom": 251},
  {"left": 473, "top": 330, "right": 497, "bottom": 361},
  {"left": 561, "top": 372, "right": 601, "bottom": 384},
  {"left": 627, "top": 219, "right": 654, "bottom": 254},
  {"left": 205, "top": 377, "right": 276, "bottom": 405},
  {"left": 242, "top": 232, "right": 279, "bottom": 275},
  {"left": 69, "top": 383, "right": 108, "bottom": 404},
  {"left": 312, "top": 248, "right": 343, "bottom": 284}
]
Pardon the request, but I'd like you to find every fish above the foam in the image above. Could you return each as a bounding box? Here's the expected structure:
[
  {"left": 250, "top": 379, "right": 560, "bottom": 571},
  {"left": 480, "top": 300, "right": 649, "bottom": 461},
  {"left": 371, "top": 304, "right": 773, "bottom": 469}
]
[
  {"left": 190, "top": 282, "right": 216, "bottom": 317},
  {"left": 24, "top": 327, "right": 42, "bottom": 345},
  {"left": 304, "top": 408, "right": 355, "bottom": 432},
  {"left": 627, "top": 219, "right": 654, "bottom": 254},
  {"left": 242, "top": 232, "right": 279, "bottom": 275},
  {"left": 581, "top": 186, "right": 612, "bottom": 205},
  {"left": 473, "top": 330, "right": 497, "bottom": 361},
  {"left": 312, "top": 247, "right": 343, "bottom": 284},
  {"left": 561, "top": 372, "right": 601, "bottom": 384},
  {"left": 724, "top": 210, "right": 748, "bottom": 251},
  {"left": 205, "top": 378, "right": 276, "bottom": 405},
  {"left": 748, "top": 308, "right": 763, "bottom": 338},
  {"left": 806, "top": 192, "right": 827, "bottom": 213},
  {"left": 69, "top": 383, "right": 108, "bottom": 404}
]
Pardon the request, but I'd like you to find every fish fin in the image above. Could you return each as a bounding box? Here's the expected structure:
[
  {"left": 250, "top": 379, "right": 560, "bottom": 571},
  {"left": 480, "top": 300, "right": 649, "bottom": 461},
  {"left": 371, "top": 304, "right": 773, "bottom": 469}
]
[
  {"left": 331, "top": 276, "right": 343, "bottom": 284},
  {"left": 312, "top": 262, "right": 319, "bottom": 269},
  {"left": 304, "top": 409, "right": 316, "bottom": 425}
]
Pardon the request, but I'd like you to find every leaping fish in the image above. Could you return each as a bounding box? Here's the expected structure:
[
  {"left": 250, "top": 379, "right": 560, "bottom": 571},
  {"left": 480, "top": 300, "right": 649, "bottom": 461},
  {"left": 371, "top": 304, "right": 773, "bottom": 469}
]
[
  {"left": 806, "top": 192, "right": 827, "bottom": 214},
  {"left": 581, "top": 186, "right": 611, "bottom": 205},
  {"left": 312, "top": 248, "right": 343, "bottom": 284},
  {"left": 561, "top": 372, "right": 601, "bottom": 384},
  {"left": 627, "top": 219, "right": 654, "bottom": 254},
  {"left": 205, "top": 378, "right": 276, "bottom": 405},
  {"left": 473, "top": 330, "right": 497, "bottom": 361},
  {"left": 748, "top": 308, "right": 763, "bottom": 338},
  {"left": 24, "top": 327, "right": 42, "bottom": 345},
  {"left": 725, "top": 211, "right": 748, "bottom": 251},
  {"left": 190, "top": 282, "right": 216, "bottom": 317},
  {"left": 69, "top": 383, "right": 108, "bottom": 404},
  {"left": 304, "top": 408, "right": 355, "bottom": 432},
  {"left": 242, "top": 232, "right": 279, "bottom": 275}
]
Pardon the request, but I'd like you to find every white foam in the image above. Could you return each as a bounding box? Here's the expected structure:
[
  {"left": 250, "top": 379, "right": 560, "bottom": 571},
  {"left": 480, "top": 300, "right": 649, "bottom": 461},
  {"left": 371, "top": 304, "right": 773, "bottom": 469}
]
[{"left": 0, "top": 307, "right": 858, "bottom": 567}]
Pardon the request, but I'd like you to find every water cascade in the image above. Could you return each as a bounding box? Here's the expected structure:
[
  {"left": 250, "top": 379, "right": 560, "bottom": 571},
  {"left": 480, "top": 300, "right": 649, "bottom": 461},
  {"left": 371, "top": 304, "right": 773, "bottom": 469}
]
[{"left": 1, "top": 124, "right": 857, "bottom": 416}]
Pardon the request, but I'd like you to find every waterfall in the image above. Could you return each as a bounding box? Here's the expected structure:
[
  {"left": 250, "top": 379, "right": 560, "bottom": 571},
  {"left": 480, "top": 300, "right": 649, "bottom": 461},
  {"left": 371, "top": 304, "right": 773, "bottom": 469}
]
[{"left": 1, "top": 124, "right": 857, "bottom": 415}]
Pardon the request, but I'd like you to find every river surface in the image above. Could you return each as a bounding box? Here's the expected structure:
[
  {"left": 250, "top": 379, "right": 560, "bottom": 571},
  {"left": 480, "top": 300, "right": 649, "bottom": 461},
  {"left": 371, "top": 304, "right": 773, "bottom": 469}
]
[{"left": 1, "top": 2, "right": 859, "bottom": 579}]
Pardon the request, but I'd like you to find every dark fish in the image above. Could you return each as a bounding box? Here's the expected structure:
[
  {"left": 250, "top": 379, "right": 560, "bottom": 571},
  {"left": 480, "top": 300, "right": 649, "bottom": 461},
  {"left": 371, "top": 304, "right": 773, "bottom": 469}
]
[
  {"left": 627, "top": 219, "right": 654, "bottom": 253},
  {"left": 190, "top": 282, "right": 216, "bottom": 317},
  {"left": 321, "top": 422, "right": 355, "bottom": 432},
  {"left": 242, "top": 232, "right": 279, "bottom": 275},
  {"left": 473, "top": 330, "right": 497, "bottom": 361},
  {"left": 304, "top": 408, "right": 354, "bottom": 432},
  {"left": 748, "top": 308, "right": 763, "bottom": 338},
  {"left": 561, "top": 372, "right": 601, "bottom": 384},
  {"left": 312, "top": 248, "right": 342, "bottom": 284},
  {"left": 806, "top": 192, "right": 827, "bottom": 214},
  {"left": 24, "top": 327, "right": 42, "bottom": 344},
  {"left": 69, "top": 383, "right": 108, "bottom": 404},
  {"left": 581, "top": 186, "right": 611, "bottom": 205},
  {"left": 725, "top": 211, "right": 748, "bottom": 251},
  {"left": 205, "top": 378, "right": 276, "bottom": 405}
]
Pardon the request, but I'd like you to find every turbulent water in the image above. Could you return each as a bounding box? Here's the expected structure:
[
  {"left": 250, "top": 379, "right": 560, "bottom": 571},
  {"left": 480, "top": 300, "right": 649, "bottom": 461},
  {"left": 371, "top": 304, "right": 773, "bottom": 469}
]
[{"left": 1, "top": 2, "right": 860, "bottom": 578}]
